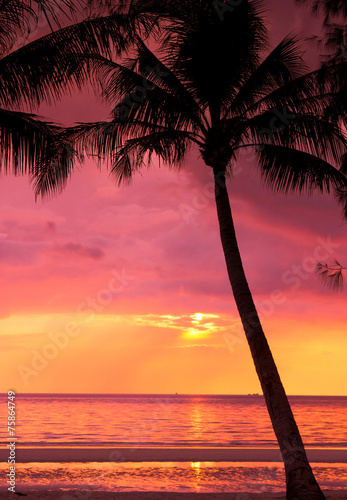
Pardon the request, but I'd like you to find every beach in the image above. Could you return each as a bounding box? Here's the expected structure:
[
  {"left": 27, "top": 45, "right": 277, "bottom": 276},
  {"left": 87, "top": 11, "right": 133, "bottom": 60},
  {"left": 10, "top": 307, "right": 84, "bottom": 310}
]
[
  {"left": 1, "top": 491, "right": 347, "bottom": 499},
  {"left": 1, "top": 446, "right": 347, "bottom": 463},
  {"left": 1, "top": 447, "right": 346, "bottom": 496},
  {"left": 1, "top": 453, "right": 346, "bottom": 498}
]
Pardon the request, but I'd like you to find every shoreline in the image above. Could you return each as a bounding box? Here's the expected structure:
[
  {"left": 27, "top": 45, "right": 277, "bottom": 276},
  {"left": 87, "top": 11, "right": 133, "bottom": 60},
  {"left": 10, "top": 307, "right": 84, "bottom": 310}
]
[
  {"left": 1, "top": 491, "right": 347, "bottom": 499},
  {"left": 1, "top": 446, "right": 346, "bottom": 463}
]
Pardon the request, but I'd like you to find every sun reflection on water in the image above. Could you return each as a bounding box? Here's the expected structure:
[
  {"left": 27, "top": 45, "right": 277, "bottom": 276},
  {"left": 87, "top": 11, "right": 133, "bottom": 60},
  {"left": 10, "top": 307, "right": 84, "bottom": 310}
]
[{"left": 190, "top": 462, "right": 202, "bottom": 491}]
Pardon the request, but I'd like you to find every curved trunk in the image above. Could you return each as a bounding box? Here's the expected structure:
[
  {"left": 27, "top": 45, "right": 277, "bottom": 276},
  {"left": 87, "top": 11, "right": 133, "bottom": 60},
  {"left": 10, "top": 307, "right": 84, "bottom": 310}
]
[{"left": 213, "top": 166, "right": 325, "bottom": 500}]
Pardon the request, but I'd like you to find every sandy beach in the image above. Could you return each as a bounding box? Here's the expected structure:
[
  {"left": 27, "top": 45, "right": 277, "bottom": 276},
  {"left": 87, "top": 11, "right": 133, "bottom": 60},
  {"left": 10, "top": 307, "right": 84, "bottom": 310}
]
[
  {"left": 1, "top": 446, "right": 346, "bottom": 463},
  {"left": 1, "top": 447, "right": 346, "bottom": 498},
  {"left": 1, "top": 491, "right": 347, "bottom": 499}
]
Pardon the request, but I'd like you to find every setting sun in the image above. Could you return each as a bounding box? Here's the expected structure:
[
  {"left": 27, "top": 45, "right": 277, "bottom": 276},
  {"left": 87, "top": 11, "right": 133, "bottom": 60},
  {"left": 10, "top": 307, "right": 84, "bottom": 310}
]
[{"left": 191, "top": 313, "right": 204, "bottom": 323}]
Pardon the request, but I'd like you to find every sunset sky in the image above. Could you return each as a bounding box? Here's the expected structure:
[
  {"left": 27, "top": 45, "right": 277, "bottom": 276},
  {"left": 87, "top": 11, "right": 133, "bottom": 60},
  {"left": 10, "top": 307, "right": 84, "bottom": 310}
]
[{"left": 1, "top": 0, "right": 346, "bottom": 395}]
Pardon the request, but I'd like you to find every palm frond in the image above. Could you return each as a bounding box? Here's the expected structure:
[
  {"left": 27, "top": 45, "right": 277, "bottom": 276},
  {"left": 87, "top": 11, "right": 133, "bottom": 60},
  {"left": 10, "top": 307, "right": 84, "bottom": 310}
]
[
  {"left": 256, "top": 144, "right": 347, "bottom": 195},
  {"left": 135, "top": 38, "right": 208, "bottom": 130},
  {"left": 67, "top": 118, "right": 193, "bottom": 183},
  {"left": 334, "top": 185, "right": 347, "bottom": 218},
  {"left": 295, "top": 0, "right": 347, "bottom": 24},
  {"left": 0, "top": 108, "right": 76, "bottom": 195},
  {"left": 33, "top": 0, "right": 83, "bottom": 29},
  {"left": 0, "top": 0, "right": 86, "bottom": 56},
  {"left": 0, "top": 0, "right": 36, "bottom": 54},
  {"left": 0, "top": 13, "right": 137, "bottom": 108},
  {"left": 245, "top": 61, "right": 346, "bottom": 118},
  {"left": 226, "top": 35, "right": 307, "bottom": 117},
  {"left": 323, "top": 23, "right": 347, "bottom": 53},
  {"left": 30, "top": 141, "right": 76, "bottom": 198},
  {"left": 92, "top": 54, "right": 203, "bottom": 134},
  {"left": 316, "top": 260, "right": 345, "bottom": 290},
  {"left": 110, "top": 129, "right": 191, "bottom": 184},
  {"left": 247, "top": 111, "right": 346, "bottom": 163}
]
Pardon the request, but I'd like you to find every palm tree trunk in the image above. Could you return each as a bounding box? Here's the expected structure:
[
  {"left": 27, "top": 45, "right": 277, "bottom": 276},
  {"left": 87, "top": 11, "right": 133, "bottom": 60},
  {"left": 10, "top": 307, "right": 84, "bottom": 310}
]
[{"left": 213, "top": 166, "right": 326, "bottom": 500}]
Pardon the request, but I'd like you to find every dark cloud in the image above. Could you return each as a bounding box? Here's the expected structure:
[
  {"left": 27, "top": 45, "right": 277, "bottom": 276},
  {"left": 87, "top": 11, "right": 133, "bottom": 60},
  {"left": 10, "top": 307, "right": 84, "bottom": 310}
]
[{"left": 54, "top": 243, "right": 105, "bottom": 260}]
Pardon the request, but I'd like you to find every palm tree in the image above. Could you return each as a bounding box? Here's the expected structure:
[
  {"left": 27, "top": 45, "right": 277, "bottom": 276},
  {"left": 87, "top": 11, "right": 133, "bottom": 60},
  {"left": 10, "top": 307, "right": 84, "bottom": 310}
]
[
  {"left": 2, "top": 0, "right": 346, "bottom": 498},
  {"left": 55, "top": 2, "right": 347, "bottom": 499}
]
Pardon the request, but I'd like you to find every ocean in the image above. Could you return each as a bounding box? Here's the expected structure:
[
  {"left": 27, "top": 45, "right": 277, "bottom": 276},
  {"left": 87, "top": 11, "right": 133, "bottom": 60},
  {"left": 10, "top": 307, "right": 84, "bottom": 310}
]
[
  {"left": 1, "top": 394, "right": 346, "bottom": 493},
  {"left": 1, "top": 393, "right": 347, "bottom": 447},
  {"left": 0, "top": 394, "right": 347, "bottom": 447}
]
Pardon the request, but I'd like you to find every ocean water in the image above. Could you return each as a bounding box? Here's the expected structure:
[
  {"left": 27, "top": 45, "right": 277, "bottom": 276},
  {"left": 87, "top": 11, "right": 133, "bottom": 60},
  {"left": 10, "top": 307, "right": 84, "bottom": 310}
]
[{"left": 0, "top": 393, "right": 346, "bottom": 447}]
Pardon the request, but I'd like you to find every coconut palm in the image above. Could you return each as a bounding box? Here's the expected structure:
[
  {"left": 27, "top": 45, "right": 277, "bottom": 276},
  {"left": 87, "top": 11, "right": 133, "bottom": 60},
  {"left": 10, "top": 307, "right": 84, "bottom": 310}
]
[
  {"left": 51, "top": 1, "right": 347, "bottom": 499},
  {"left": 2, "top": 0, "right": 347, "bottom": 498}
]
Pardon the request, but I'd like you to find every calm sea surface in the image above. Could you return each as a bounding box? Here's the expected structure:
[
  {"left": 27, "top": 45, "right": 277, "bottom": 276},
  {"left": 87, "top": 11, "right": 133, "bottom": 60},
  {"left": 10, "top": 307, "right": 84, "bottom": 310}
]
[{"left": 0, "top": 393, "right": 346, "bottom": 447}]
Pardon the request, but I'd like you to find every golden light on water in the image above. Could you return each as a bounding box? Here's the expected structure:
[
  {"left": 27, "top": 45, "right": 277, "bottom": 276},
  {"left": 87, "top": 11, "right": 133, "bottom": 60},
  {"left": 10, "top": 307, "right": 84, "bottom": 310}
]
[{"left": 191, "top": 462, "right": 201, "bottom": 469}]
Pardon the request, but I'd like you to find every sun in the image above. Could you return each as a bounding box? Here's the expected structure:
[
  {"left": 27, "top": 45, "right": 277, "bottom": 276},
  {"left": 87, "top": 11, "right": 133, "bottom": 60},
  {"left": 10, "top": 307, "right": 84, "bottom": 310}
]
[
  {"left": 190, "top": 313, "right": 204, "bottom": 324},
  {"left": 182, "top": 313, "right": 212, "bottom": 338}
]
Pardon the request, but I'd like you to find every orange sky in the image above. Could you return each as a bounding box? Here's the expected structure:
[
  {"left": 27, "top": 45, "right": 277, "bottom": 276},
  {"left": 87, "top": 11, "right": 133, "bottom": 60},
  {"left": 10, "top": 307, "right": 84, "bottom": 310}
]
[
  {"left": 1, "top": 157, "right": 346, "bottom": 395},
  {"left": 1, "top": 0, "right": 346, "bottom": 395}
]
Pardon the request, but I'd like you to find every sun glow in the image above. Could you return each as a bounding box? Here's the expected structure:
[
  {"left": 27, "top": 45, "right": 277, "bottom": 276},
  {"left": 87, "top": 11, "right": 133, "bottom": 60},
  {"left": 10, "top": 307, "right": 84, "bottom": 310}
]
[
  {"left": 191, "top": 313, "right": 204, "bottom": 324},
  {"left": 185, "top": 328, "right": 201, "bottom": 336},
  {"left": 181, "top": 313, "right": 221, "bottom": 338}
]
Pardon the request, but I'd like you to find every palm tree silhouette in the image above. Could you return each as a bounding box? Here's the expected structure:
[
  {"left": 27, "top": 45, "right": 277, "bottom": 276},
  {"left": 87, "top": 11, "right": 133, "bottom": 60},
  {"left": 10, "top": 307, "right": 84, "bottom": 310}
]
[
  {"left": 2, "top": 1, "right": 346, "bottom": 499},
  {"left": 62, "top": 2, "right": 347, "bottom": 499}
]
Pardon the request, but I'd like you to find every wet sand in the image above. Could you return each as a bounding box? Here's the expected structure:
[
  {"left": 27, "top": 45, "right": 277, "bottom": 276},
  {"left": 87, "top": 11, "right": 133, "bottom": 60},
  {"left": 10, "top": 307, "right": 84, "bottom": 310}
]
[
  {"left": 1, "top": 490, "right": 347, "bottom": 499},
  {"left": 1, "top": 446, "right": 346, "bottom": 463}
]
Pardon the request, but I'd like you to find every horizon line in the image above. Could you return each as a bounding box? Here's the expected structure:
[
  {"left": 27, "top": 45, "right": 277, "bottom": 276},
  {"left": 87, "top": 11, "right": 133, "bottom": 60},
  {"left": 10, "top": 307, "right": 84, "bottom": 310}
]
[{"left": 2, "top": 392, "right": 347, "bottom": 397}]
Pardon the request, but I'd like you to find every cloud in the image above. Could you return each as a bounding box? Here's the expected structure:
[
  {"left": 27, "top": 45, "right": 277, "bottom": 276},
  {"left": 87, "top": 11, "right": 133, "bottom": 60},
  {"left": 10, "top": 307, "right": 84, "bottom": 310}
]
[
  {"left": 52, "top": 242, "right": 105, "bottom": 260},
  {"left": 129, "top": 312, "right": 240, "bottom": 341}
]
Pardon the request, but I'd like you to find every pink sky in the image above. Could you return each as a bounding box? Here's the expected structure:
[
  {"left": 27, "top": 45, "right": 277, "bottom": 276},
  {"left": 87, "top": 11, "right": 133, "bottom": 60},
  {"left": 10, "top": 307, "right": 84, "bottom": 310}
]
[{"left": 1, "top": 0, "right": 346, "bottom": 395}]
